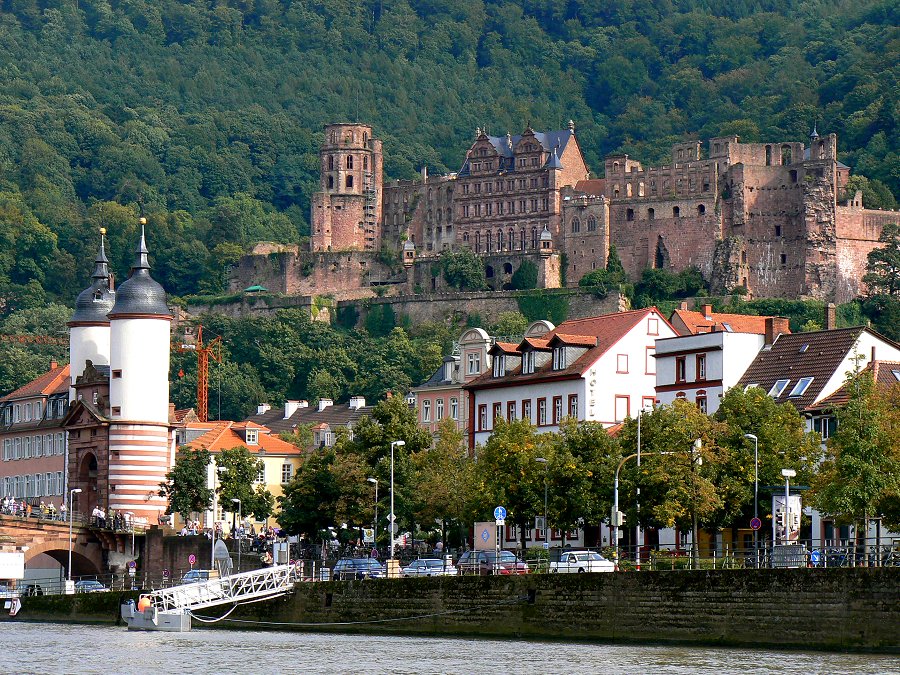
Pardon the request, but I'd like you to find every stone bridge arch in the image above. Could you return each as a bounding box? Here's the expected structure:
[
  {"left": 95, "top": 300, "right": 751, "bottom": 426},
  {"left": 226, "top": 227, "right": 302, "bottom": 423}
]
[{"left": 24, "top": 538, "right": 104, "bottom": 578}]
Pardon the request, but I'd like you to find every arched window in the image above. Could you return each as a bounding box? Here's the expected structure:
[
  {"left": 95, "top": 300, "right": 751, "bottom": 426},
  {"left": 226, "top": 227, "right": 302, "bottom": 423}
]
[
  {"left": 531, "top": 227, "right": 538, "bottom": 249},
  {"left": 485, "top": 265, "right": 494, "bottom": 278},
  {"left": 508, "top": 229, "right": 514, "bottom": 249},
  {"left": 474, "top": 232, "right": 481, "bottom": 252},
  {"left": 328, "top": 155, "right": 334, "bottom": 170},
  {"left": 571, "top": 218, "right": 581, "bottom": 233},
  {"left": 503, "top": 262, "right": 513, "bottom": 274},
  {"left": 363, "top": 156, "right": 368, "bottom": 170},
  {"left": 765, "top": 145, "right": 772, "bottom": 166},
  {"left": 497, "top": 229, "right": 504, "bottom": 250},
  {"left": 672, "top": 206, "right": 680, "bottom": 217},
  {"left": 520, "top": 229, "right": 526, "bottom": 250},
  {"left": 463, "top": 232, "right": 470, "bottom": 243},
  {"left": 363, "top": 132, "right": 368, "bottom": 145},
  {"left": 697, "top": 204, "right": 706, "bottom": 215},
  {"left": 587, "top": 215, "right": 597, "bottom": 232},
  {"left": 346, "top": 155, "right": 354, "bottom": 169},
  {"left": 647, "top": 208, "right": 655, "bottom": 220},
  {"left": 330, "top": 130, "right": 337, "bottom": 143},
  {"left": 486, "top": 231, "right": 493, "bottom": 252}
]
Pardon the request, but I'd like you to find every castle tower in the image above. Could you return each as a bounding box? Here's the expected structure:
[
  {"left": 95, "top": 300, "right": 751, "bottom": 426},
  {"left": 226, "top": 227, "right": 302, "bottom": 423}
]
[
  {"left": 311, "top": 123, "right": 383, "bottom": 252},
  {"left": 68, "top": 229, "right": 115, "bottom": 401},
  {"left": 106, "top": 218, "right": 174, "bottom": 520}
]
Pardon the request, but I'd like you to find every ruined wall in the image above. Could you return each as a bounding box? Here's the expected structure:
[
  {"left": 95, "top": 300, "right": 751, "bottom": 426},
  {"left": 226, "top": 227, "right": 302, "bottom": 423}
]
[
  {"left": 834, "top": 205, "right": 897, "bottom": 302},
  {"left": 408, "top": 250, "right": 559, "bottom": 293},
  {"left": 346, "top": 289, "right": 624, "bottom": 328},
  {"left": 560, "top": 197, "right": 609, "bottom": 285},
  {"left": 382, "top": 175, "right": 456, "bottom": 253}
]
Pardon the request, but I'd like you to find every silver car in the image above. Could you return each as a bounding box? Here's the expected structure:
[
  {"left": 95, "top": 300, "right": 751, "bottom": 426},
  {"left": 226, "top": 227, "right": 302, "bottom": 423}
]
[{"left": 401, "top": 558, "right": 458, "bottom": 577}]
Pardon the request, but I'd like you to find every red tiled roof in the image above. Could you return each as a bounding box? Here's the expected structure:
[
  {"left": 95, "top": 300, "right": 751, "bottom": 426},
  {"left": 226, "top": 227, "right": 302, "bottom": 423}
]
[
  {"left": 519, "top": 337, "right": 551, "bottom": 351},
  {"left": 574, "top": 179, "right": 606, "bottom": 196},
  {"left": 549, "top": 333, "right": 598, "bottom": 347},
  {"left": 1, "top": 364, "right": 69, "bottom": 401},
  {"left": 490, "top": 342, "right": 522, "bottom": 355},
  {"left": 181, "top": 420, "right": 301, "bottom": 456},
  {"left": 172, "top": 408, "right": 198, "bottom": 424},
  {"left": 468, "top": 308, "right": 670, "bottom": 390},
  {"left": 671, "top": 308, "right": 791, "bottom": 336},
  {"left": 807, "top": 360, "right": 900, "bottom": 411}
]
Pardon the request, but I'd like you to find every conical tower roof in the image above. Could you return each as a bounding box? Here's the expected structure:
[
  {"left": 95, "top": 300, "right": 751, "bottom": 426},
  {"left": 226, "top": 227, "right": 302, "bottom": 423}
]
[
  {"left": 108, "top": 219, "right": 171, "bottom": 319},
  {"left": 69, "top": 230, "right": 115, "bottom": 325}
]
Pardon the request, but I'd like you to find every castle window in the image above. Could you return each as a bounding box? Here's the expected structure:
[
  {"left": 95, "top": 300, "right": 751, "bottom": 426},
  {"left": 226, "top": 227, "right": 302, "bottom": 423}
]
[
  {"left": 765, "top": 145, "right": 772, "bottom": 166},
  {"left": 781, "top": 145, "right": 792, "bottom": 165},
  {"left": 463, "top": 232, "right": 469, "bottom": 243},
  {"left": 520, "top": 230, "right": 526, "bottom": 250},
  {"left": 626, "top": 208, "right": 634, "bottom": 222},
  {"left": 571, "top": 218, "right": 581, "bottom": 233},
  {"left": 673, "top": 206, "right": 680, "bottom": 217},
  {"left": 531, "top": 228, "right": 538, "bottom": 249},
  {"left": 697, "top": 204, "right": 706, "bottom": 215},
  {"left": 330, "top": 131, "right": 337, "bottom": 143},
  {"left": 364, "top": 156, "right": 368, "bottom": 170},
  {"left": 486, "top": 231, "right": 493, "bottom": 252},
  {"left": 508, "top": 229, "right": 514, "bottom": 248},
  {"left": 775, "top": 225, "right": 782, "bottom": 237},
  {"left": 327, "top": 176, "right": 334, "bottom": 189},
  {"left": 741, "top": 251, "right": 747, "bottom": 264},
  {"left": 328, "top": 155, "right": 334, "bottom": 170},
  {"left": 638, "top": 182, "right": 645, "bottom": 197},
  {"left": 363, "top": 132, "right": 368, "bottom": 145},
  {"left": 475, "top": 233, "right": 481, "bottom": 253},
  {"left": 789, "top": 170, "right": 797, "bottom": 183},
  {"left": 503, "top": 262, "right": 513, "bottom": 274},
  {"left": 346, "top": 175, "right": 353, "bottom": 188},
  {"left": 780, "top": 254, "right": 787, "bottom": 265},
  {"left": 346, "top": 155, "right": 353, "bottom": 169},
  {"left": 587, "top": 215, "right": 597, "bottom": 231},
  {"left": 647, "top": 208, "right": 655, "bottom": 220},
  {"left": 112, "top": 370, "right": 122, "bottom": 379},
  {"left": 497, "top": 229, "right": 504, "bottom": 250}
]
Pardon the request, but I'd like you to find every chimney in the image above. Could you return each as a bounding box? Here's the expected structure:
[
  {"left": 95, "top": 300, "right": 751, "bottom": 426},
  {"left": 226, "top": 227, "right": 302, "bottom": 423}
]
[
  {"left": 284, "top": 400, "right": 300, "bottom": 419},
  {"left": 348, "top": 396, "right": 366, "bottom": 410},
  {"left": 299, "top": 400, "right": 309, "bottom": 408},
  {"left": 317, "top": 398, "right": 333, "bottom": 412},
  {"left": 679, "top": 301, "right": 688, "bottom": 311},
  {"left": 825, "top": 303, "right": 836, "bottom": 330},
  {"left": 764, "top": 317, "right": 775, "bottom": 346},
  {"left": 50, "top": 360, "right": 58, "bottom": 370},
  {"left": 257, "top": 403, "right": 271, "bottom": 415},
  {"left": 702, "top": 304, "right": 712, "bottom": 320}
]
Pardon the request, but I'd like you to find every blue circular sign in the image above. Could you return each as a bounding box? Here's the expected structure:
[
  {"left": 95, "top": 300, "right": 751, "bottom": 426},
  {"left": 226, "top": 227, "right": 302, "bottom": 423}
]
[
  {"left": 810, "top": 549, "right": 821, "bottom": 565},
  {"left": 750, "top": 517, "right": 762, "bottom": 531},
  {"left": 493, "top": 506, "right": 507, "bottom": 520}
]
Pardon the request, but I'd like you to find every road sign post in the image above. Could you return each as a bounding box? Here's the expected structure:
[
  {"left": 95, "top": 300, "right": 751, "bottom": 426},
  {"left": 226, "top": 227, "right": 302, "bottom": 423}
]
[{"left": 188, "top": 553, "right": 196, "bottom": 570}]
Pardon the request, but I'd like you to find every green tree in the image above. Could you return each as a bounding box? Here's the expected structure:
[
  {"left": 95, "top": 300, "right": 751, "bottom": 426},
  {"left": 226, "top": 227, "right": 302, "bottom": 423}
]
[
  {"left": 441, "top": 249, "right": 486, "bottom": 291},
  {"left": 278, "top": 448, "right": 340, "bottom": 537},
  {"left": 810, "top": 367, "right": 900, "bottom": 558},
  {"left": 158, "top": 447, "right": 214, "bottom": 520},
  {"left": 509, "top": 260, "right": 538, "bottom": 290},
  {"left": 471, "top": 418, "right": 548, "bottom": 551},
  {"left": 863, "top": 223, "right": 900, "bottom": 297},
  {"left": 217, "top": 446, "right": 272, "bottom": 522},
  {"left": 489, "top": 311, "right": 528, "bottom": 338}
]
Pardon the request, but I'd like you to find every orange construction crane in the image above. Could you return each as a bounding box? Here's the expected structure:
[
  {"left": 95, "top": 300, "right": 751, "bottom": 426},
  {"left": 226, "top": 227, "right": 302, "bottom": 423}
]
[{"left": 178, "top": 325, "right": 222, "bottom": 422}]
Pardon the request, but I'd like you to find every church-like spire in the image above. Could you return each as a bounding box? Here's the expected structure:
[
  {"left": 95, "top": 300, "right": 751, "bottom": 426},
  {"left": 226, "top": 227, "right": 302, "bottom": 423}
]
[
  {"left": 91, "top": 228, "right": 110, "bottom": 281},
  {"left": 810, "top": 123, "right": 819, "bottom": 140},
  {"left": 131, "top": 217, "right": 151, "bottom": 273},
  {"left": 108, "top": 216, "right": 170, "bottom": 318}
]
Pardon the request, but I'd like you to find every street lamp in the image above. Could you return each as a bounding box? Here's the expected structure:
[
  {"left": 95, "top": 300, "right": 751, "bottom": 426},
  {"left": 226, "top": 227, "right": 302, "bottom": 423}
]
[
  {"left": 535, "top": 458, "right": 548, "bottom": 547},
  {"left": 367, "top": 477, "right": 378, "bottom": 549},
  {"left": 389, "top": 440, "right": 405, "bottom": 574},
  {"left": 744, "top": 433, "right": 759, "bottom": 564},
  {"left": 231, "top": 498, "right": 242, "bottom": 574},
  {"left": 781, "top": 468, "right": 796, "bottom": 545},
  {"left": 211, "top": 465, "right": 226, "bottom": 572},
  {"left": 68, "top": 488, "right": 82, "bottom": 582},
  {"left": 691, "top": 438, "right": 702, "bottom": 569}
]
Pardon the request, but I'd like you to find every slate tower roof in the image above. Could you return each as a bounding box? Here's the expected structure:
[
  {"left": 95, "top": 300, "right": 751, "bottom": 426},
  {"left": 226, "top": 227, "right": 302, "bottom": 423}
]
[
  {"left": 69, "top": 232, "right": 115, "bottom": 325},
  {"left": 107, "top": 221, "right": 170, "bottom": 318}
]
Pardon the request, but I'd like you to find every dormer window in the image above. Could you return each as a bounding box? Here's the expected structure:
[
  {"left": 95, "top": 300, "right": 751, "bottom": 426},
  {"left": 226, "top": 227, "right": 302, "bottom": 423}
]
[
  {"left": 787, "top": 377, "right": 814, "bottom": 397},
  {"left": 467, "top": 352, "right": 481, "bottom": 375},
  {"left": 768, "top": 379, "right": 790, "bottom": 398},
  {"left": 522, "top": 351, "right": 535, "bottom": 375},
  {"left": 552, "top": 347, "right": 567, "bottom": 370},
  {"left": 493, "top": 355, "right": 506, "bottom": 378},
  {"left": 246, "top": 429, "right": 259, "bottom": 445}
]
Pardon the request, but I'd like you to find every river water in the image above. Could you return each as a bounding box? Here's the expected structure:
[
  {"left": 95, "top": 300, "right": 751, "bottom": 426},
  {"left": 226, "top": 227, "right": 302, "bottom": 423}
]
[{"left": 6, "top": 623, "right": 898, "bottom": 674}]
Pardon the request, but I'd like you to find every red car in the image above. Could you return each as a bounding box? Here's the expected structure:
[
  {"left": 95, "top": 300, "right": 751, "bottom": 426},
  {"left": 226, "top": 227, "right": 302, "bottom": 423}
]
[{"left": 456, "top": 550, "right": 529, "bottom": 575}]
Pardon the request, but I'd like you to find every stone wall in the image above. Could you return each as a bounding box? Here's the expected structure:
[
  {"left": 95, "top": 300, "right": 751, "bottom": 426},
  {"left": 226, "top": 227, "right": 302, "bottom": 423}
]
[
  {"left": 345, "top": 289, "right": 624, "bottom": 328},
  {"left": 223, "top": 569, "right": 899, "bottom": 651}
]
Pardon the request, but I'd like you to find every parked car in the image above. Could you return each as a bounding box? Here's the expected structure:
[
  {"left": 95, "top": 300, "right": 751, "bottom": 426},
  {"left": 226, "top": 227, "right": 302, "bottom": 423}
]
[
  {"left": 550, "top": 550, "right": 615, "bottom": 574},
  {"left": 181, "top": 570, "right": 214, "bottom": 584},
  {"left": 456, "top": 550, "right": 529, "bottom": 575},
  {"left": 0, "top": 583, "right": 21, "bottom": 599},
  {"left": 333, "top": 558, "right": 386, "bottom": 580},
  {"left": 401, "top": 558, "right": 458, "bottom": 577},
  {"left": 74, "top": 579, "right": 109, "bottom": 593}
]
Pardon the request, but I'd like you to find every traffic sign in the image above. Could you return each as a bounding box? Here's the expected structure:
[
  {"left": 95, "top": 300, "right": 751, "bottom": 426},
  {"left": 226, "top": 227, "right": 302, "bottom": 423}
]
[
  {"left": 480, "top": 528, "right": 490, "bottom": 542},
  {"left": 542, "top": 542, "right": 549, "bottom": 550},
  {"left": 188, "top": 554, "right": 196, "bottom": 565},
  {"left": 495, "top": 519, "right": 505, "bottom": 527},
  {"left": 750, "top": 517, "right": 762, "bottom": 531},
  {"left": 128, "top": 560, "right": 136, "bottom": 568},
  {"left": 493, "top": 506, "right": 507, "bottom": 520},
  {"left": 810, "top": 549, "right": 821, "bottom": 565},
  {"left": 162, "top": 569, "right": 169, "bottom": 579},
  {"left": 388, "top": 513, "right": 396, "bottom": 522}
]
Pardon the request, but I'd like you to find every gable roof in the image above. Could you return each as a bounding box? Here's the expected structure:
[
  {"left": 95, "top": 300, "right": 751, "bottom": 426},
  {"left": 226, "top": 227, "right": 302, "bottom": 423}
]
[
  {"left": 574, "top": 179, "right": 606, "bottom": 196},
  {"left": 459, "top": 128, "right": 574, "bottom": 174},
  {"left": 246, "top": 401, "right": 375, "bottom": 435},
  {"left": 807, "top": 360, "right": 900, "bottom": 412},
  {"left": 467, "top": 308, "right": 669, "bottom": 390},
  {"left": 736, "top": 327, "right": 868, "bottom": 411},
  {"left": 670, "top": 308, "right": 790, "bottom": 336},
  {"left": 181, "top": 420, "right": 301, "bottom": 456},
  {"left": 1, "top": 364, "right": 70, "bottom": 402}
]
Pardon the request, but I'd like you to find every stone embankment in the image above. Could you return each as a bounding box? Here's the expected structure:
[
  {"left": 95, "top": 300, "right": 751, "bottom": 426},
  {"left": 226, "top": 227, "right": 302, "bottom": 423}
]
[{"left": 9, "top": 569, "right": 899, "bottom": 652}]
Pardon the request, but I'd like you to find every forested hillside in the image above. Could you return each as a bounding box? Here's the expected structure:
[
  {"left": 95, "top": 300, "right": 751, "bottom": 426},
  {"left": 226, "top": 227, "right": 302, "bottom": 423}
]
[{"left": 0, "top": 0, "right": 896, "bottom": 306}]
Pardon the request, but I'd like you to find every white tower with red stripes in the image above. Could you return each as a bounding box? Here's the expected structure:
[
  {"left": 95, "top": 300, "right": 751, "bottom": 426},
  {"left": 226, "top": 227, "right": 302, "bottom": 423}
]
[{"left": 106, "top": 220, "right": 174, "bottom": 521}]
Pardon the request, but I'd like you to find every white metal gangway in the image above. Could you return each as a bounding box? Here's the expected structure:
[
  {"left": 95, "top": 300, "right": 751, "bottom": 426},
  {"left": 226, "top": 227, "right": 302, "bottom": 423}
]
[{"left": 121, "top": 564, "right": 299, "bottom": 631}]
